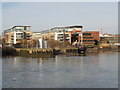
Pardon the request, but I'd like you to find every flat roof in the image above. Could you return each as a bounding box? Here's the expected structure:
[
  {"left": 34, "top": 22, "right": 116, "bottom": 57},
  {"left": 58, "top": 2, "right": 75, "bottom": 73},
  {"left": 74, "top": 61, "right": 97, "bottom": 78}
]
[
  {"left": 84, "top": 31, "right": 100, "bottom": 32},
  {"left": 66, "top": 25, "right": 83, "bottom": 28},
  {"left": 51, "top": 25, "right": 83, "bottom": 29},
  {"left": 12, "top": 26, "right": 31, "bottom": 29}
]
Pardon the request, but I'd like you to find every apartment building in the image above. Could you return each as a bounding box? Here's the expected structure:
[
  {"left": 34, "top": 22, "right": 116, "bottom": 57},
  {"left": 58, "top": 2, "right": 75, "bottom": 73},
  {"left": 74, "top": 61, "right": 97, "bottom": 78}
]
[
  {"left": 71, "top": 31, "right": 93, "bottom": 46},
  {"left": 40, "top": 25, "right": 83, "bottom": 43},
  {"left": 100, "top": 33, "right": 120, "bottom": 46},
  {"left": 4, "top": 26, "right": 31, "bottom": 33},
  {"left": 82, "top": 32, "right": 95, "bottom": 46},
  {"left": 4, "top": 26, "right": 33, "bottom": 47},
  {"left": 40, "top": 26, "right": 101, "bottom": 46},
  {"left": 84, "top": 31, "right": 100, "bottom": 41},
  {"left": 82, "top": 31, "right": 100, "bottom": 46},
  {"left": 70, "top": 30, "right": 100, "bottom": 46}
]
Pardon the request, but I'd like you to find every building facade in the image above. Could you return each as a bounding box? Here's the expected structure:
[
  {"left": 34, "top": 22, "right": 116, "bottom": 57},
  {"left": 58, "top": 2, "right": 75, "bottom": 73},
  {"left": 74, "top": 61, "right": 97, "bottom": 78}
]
[
  {"left": 70, "top": 30, "right": 100, "bottom": 46},
  {"left": 82, "top": 31, "right": 100, "bottom": 46},
  {"left": 40, "top": 25, "right": 83, "bottom": 43},
  {"left": 40, "top": 26, "right": 101, "bottom": 46},
  {"left": 100, "top": 33, "right": 120, "bottom": 46},
  {"left": 3, "top": 25, "right": 101, "bottom": 48},
  {"left": 84, "top": 31, "right": 100, "bottom": 41},
  {"left": 4, "top": 26, "right": 33, "bottom": 48}
]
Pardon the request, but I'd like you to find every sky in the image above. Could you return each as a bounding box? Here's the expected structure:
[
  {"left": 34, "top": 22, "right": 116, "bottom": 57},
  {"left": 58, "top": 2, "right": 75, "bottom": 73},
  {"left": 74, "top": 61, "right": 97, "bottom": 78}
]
[{"left": 2, "top": 2, "right": 118, "bottom": 34}]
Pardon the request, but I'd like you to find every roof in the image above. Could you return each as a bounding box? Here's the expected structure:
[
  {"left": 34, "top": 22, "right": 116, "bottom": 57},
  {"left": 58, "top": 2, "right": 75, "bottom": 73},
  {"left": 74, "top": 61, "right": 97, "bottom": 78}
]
[
  {"left": 83, "top": 30, "right": 100, "bottom": 32},
  {"left": 33, "top": 32, "right": 41, "bottom": 33},
  {"left": 12, "top": 26, "right": 31, "bottom": 29},
  {"left": 51, "top": 25, "right": 83, "bottom": 30},
  {"left": 84, "top": 31, "right": 100, "bottom": 32},
  {"left": 66, "top": 25, "right": 83, "bottom": 28}
]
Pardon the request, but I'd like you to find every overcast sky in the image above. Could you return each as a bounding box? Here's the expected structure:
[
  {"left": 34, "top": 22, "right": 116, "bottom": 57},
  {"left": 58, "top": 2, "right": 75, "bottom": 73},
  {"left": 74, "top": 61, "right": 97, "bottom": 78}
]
[{"left": 2, "top": 2, "right": 118, "bottom": 34}]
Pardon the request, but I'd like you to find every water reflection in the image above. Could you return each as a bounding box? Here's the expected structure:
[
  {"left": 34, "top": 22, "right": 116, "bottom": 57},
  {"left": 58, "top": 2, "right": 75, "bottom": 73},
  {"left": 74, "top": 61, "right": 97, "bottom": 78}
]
[{"left": 2, "top": 52, "right": 118, "bottom": 88}]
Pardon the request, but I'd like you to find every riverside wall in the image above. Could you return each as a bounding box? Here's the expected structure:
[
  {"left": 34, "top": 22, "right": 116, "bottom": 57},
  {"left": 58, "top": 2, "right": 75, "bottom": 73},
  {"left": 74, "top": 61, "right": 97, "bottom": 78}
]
[
  {"left": 15, "top": 46, "right": 120, "bottom": 54},
  {"left": 2, "top": 46, "right": 119, "bottom": 57}
]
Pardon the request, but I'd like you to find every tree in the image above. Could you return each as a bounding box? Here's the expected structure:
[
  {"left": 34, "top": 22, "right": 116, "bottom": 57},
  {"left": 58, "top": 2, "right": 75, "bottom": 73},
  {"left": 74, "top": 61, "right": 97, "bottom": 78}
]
[
  {"left": 19, "top": 39, "right": 27, "bottom": 48},
  {"left": 47, "top": 39, "right": 60, "bottom": 49},
  {"left": 94, "top": 40, "right": 99, "bottom": 45},
  {"left": 47, "top": 39, "right": 70, "bottom": 49}
]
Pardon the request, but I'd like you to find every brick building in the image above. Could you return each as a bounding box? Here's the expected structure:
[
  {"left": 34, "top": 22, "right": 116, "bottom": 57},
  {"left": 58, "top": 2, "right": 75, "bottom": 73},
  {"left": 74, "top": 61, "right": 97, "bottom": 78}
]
[{"left": 100, "top": 33, "right": 120, "bottom": 46}]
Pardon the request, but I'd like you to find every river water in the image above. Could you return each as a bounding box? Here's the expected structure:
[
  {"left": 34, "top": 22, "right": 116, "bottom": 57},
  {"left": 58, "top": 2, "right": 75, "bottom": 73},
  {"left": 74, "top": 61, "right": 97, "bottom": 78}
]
[{"left": 2, "top": 51, "right": 118, "bottom": 88}]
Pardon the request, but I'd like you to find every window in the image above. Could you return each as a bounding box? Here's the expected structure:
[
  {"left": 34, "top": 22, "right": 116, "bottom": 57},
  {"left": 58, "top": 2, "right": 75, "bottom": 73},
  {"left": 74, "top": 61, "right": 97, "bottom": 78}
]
[
  {"left": 21, "top": 36, "right": 23, "bottom": 38},
  {"left": 83, "top": 40, "right": 94, "bottom": 42},
  {"left": 66, "top": 34, "right": 69, "bottom": 37},
  {"left": 58, "top": 31, "right": 62, "bottom": 33},
  {"left": 58, "top": 37, "right": 63, "bottom": 39},
  {"left": 27, "top": 33, "right": 31, "bottom": 36},
  {"left": 59, "top": 39, "right": 63, "bottom": 41},
  {"left": 83, "top": 37, "right": 93, "bottom": 39},
  {"left": 83, "top": 33, "right": 91, "bottom": 36},
  {"left": 24, "top": 27, "right": 27, "bottom": 30}
]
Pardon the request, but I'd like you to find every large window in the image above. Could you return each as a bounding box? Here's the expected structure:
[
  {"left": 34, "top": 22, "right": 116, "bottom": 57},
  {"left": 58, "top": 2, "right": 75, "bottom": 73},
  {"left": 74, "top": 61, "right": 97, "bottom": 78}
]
[
  {"left": 83, "top": 33, "right": 91, "bottom": 36},
  {"left": 83, "top": 37, "right": 93, "bottom": 39},
  {"left": 83, "top": 40, "right": 94, "bottom": 42},
  {"left": 24, "top": 27, "right": 27, "bottom": 30}
]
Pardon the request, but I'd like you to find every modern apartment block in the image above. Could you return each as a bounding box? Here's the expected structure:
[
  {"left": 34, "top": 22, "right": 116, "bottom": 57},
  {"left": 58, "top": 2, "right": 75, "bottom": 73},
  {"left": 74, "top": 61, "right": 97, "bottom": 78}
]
[
  {"left": 3, "top": 25, "right": 101, "bottom": 47},
  {"left": 41, "top": 26, "right": 83, "bottom": 33},
  {"left": 69, "top": 30, "right": 100, "bottom": 46},
  {"left": 82, "top": 31, "right": 100, "bottom": 46},
  {"left": 4, "top": 26, "right": 33, "bottom": 47},
  {"left": 40, "top": 26, "right": 101, "bottom": 46},
  {"left": 100, "top": 33, "right": 120, "bottom": 46},
  {"left": 40, "top": 25, "right": 83, "bottom": 43},
  {"left": 84, "top": 31, "right": 100, "bottom": 41},
  {"left": 4, "top": 26, "right": 31, "bottom": 33},
  {"left": 82, "top": 32, "right": 95, "bottom": 46}
]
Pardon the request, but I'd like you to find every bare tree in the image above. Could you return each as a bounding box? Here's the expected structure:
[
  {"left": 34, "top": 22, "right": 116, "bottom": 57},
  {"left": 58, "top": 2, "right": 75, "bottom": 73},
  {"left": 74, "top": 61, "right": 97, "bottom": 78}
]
[{"left": 47, "top": 39, "right": 70, "bottom": 49}]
